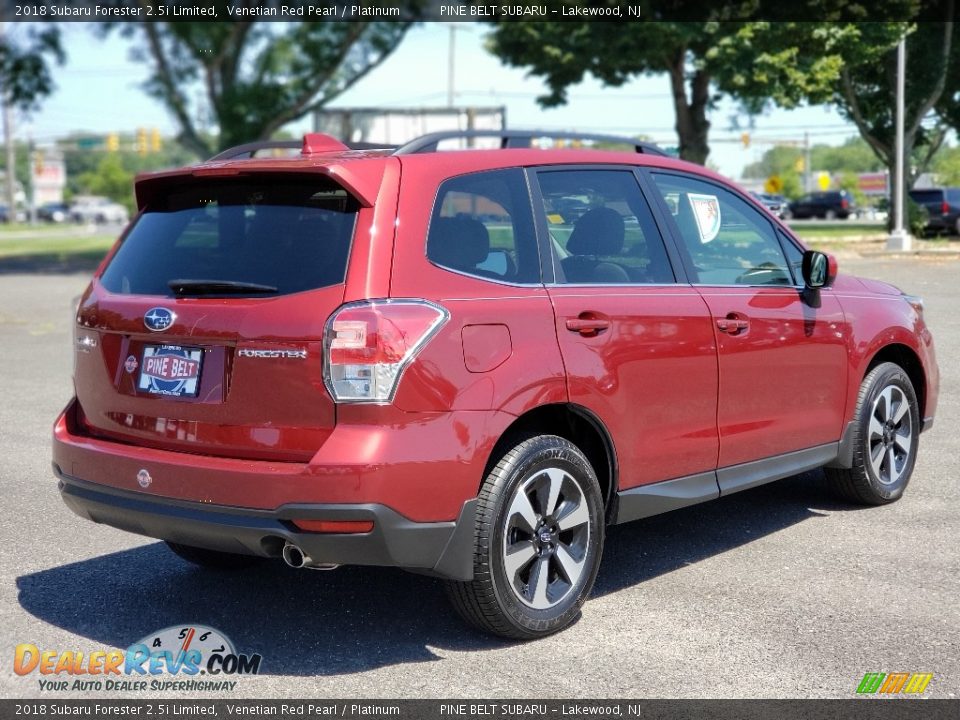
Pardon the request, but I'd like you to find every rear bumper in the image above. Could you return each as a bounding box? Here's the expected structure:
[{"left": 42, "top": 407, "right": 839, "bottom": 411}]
[
  {"left": 923, "top": 214, "right": 958, "bottom": 232},
  {"left": 55, "top": 466, "right": 477, "bottom": 581},
  {"left": 53, "top": 398, "right": 512, "bottom": 521}
]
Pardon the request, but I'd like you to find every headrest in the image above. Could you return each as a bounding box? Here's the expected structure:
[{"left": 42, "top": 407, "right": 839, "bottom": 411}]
[
  {"left": 567, "top": 207, "right": 625, "bottom": 256},
  {"left": 428, "top": 216, "right": 491, "bottom": 269}
]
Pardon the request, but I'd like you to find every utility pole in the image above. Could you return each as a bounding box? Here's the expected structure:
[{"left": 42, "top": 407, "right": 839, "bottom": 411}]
[
  {"left": 0, "top": 23, "right": 16, "bottom": 217},
  {"left": 804, "top": 132, "right": 811, "bottom": 193},
  {"left": 888, "top": 36, "right": 911, "bottom": 251},
  {"left": 447, "top": 25, "right": 457, "bottom": 108}
]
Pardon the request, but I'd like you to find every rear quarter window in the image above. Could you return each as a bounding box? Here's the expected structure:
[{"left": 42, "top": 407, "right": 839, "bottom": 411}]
[
  {"left": 426, "top": 169, "right": 540, "bottom": 284},
  {"left": 100, "top": 177, "right": 358, "bottom": 297}
]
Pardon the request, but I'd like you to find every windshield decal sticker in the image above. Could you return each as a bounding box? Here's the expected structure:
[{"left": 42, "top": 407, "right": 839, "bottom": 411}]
[{"left": 688, "top": 193, "right": 721, "bottom": 243}]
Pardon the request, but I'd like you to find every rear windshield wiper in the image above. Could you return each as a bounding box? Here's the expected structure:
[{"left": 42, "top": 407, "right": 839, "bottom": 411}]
[{"left": 168, "top": 279, "right": 279, "bottom": 296}]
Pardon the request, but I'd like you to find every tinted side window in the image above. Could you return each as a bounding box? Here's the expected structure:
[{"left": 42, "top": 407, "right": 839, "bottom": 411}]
[
  {"left": 535, "top": 170, "right": 675, "bottom": 285},
  {"left": 651, "top": 173, "right": 792, "bottom": 286},
  {"left": 427, "top": 169, "right": 539, "bottom": 284},
  {"left": 777, "top": 229, "right": 804, "bottom": 285}
]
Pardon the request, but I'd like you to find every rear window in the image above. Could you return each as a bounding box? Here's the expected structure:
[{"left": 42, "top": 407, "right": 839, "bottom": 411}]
[
  {"left": 909, "top": 190, "right": 944, "bottom": 204},
  {"left": 100, "top": 178, "right": 359, "bottom": 297}
]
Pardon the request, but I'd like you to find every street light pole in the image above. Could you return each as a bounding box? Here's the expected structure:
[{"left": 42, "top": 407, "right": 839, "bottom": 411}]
[
  {"left": 447, "top": 25, "right": 456, "bottom": 108},
  {"left": 0, "top": 22, "right": 16, "bottom": 217},
  {"left": 888, "top": 36, "right": 911, "bottom": 251}
]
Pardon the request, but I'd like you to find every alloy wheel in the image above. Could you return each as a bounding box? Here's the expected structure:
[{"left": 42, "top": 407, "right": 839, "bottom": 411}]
[
  {"left": 502, "top": 467, "right": 592, "bottom": 610},
  {"left": 868, "top": 384, "right": 913, "bottom": 486}
]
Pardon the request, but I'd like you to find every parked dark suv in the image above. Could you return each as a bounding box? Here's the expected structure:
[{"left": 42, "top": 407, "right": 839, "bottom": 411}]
[
  {"left": 53, "top": 130, "right": 938, "bottom": 639},
  {"left": 908, "top": 187, "right": 960, "bottom": 235},
  {"left": 787, "top": 190, "right": 857, "bottom": 220}
]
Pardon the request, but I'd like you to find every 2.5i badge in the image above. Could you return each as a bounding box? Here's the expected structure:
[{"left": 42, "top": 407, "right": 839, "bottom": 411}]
[{"left": 138, "top": 345, "right": 203, "bottom": 398}]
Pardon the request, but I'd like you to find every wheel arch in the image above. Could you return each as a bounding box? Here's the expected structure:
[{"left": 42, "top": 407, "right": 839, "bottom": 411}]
[
  {"left": 865, "top": 343, "right": 927, "bottom": 419},
  {"left": 481, "top": 403, "right": 619, "bottom": 523}
]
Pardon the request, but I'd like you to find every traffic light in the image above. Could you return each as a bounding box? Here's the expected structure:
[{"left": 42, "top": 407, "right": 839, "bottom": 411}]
[
  {"left": 150, "top": 128, "right": 162, "bottom": 153},
  {"left": 741, "top": 132, "right": 751, "bottom": 149},
  {"left": 136, "top": 127, "right": 148, "bottom": 156},
  {"left": 106, "top": 133, "right": 119, "bottom": 152}
]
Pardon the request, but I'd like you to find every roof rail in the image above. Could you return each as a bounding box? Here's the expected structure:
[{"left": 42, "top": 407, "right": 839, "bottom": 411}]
[
  {"left": 209, "top": 138, "right": 398, "bottom": 161},
  {"left": 393, "top": 130, "right": 668, "bottom": 157},
  {"left": 209, "top": 140, "right": 301, "bottom": 161}
]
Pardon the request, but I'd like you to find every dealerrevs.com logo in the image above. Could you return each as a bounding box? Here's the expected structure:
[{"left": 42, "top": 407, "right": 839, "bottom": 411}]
[
  {"left": 14, "top": 625, "right": 262, "bottom": 692},
  {"left": 856, "top": 672, "right": 934, "bottom": 695}
]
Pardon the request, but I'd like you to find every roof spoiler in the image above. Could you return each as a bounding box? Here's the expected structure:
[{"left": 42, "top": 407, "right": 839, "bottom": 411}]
[{"left": 209, "top": 134, "right": 397, "bottom": 161}]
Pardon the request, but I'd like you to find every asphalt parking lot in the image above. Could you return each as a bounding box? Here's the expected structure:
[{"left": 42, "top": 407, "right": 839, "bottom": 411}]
[{"left": 1, "top": 254, "right": 957, "bottom": 699}]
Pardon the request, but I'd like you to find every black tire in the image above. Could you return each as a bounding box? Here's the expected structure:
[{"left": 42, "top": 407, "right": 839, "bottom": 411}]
[
  {"left": 446, "top": 435, "right": 605, "bottom": 640},
  {"left": 165, "top": 541, "right": 264, "bottom": 570},
  {"left": 825, "top": 362, "right": 920, "bottom": 505}
]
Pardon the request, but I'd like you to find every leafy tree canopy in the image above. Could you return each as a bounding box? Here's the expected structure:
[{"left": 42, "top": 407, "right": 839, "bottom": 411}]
[
  {"left": 0, "top": 26, "right": 64, "bottom": 112},
  {"left": 833, "top": 12, "right": 956, "bottom": 186},
  {"left": 96, "top": 2, "right": 424, "bottom": 157},
  {"left": 485, "top": 3, "right": 912, "bottom": 163}
]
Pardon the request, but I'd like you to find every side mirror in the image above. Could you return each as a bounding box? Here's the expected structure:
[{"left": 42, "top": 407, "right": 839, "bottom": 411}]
[{"left": 802, "top": 250, "right": 837, "bottom": 289}]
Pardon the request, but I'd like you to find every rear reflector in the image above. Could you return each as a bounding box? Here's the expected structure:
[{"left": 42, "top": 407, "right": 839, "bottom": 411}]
[
  {"left": 324, "top": 299, "right": 448, "bottom": 402},
  {"left": 942, "top": 200, "right": 950, "bottom": 215},
  {"left": 291, "top": 519, "right": 374, "bottom": 534}
]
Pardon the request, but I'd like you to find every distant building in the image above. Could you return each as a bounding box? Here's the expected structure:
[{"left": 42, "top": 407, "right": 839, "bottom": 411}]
[{"left": 313, "top": 106, "right": 506, "bottom": 147}]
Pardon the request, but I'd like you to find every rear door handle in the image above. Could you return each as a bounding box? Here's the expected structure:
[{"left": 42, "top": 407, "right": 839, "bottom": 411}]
[{"left": 566, "top": 316, "right": 610, "bottom": 336}]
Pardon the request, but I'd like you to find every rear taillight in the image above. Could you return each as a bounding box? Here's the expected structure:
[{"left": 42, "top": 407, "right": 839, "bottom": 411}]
[
  {"left": 841, "top": 198, "right": 849, "bottom": 209},
  {"left": 323, "top": 299, "right": 448, "bottom": 402},
  {"left": 942, "top": 200, "right": 949, "bottom": 216}
]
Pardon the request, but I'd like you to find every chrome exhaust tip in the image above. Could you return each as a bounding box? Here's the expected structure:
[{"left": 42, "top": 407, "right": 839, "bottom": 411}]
[
  {"left": 281, "top": 543, "right": 306, "bottom": 569},
  {"left": 282, "top": 543, "right": 340, "bottom": 571}
]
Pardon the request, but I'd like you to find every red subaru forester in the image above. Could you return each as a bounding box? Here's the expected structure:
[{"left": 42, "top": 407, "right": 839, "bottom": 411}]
[{"left": 54, "top": 131, "right": 938, "bottom": 639}]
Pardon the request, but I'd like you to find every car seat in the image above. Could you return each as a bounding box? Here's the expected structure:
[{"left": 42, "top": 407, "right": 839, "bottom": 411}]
[{"left": 561, "top": 207, "right": 629, "bottom": 283}]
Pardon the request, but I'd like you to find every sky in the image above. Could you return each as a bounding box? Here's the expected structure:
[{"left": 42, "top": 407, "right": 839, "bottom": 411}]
[{"left": 19, "top": 22, "right": 863, "bottom": 179}]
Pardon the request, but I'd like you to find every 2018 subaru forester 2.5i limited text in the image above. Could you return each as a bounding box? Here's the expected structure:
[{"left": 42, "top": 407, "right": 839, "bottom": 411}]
[{"left": 53, "top": 131, "right": 938, "bottom": 639}]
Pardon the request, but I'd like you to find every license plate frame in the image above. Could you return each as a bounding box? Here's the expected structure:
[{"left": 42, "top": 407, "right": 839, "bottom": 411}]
[{"left": 137, "top": 344, "right": 204, "bottom": 398}]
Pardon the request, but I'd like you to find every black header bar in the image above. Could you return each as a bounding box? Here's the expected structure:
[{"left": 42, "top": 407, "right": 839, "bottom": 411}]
[
  {"left": 0, "top": 700, "right": 959, "bottom": 720},
  {"left": 0, "top": 0, "right": 948, "bottom": 23}
]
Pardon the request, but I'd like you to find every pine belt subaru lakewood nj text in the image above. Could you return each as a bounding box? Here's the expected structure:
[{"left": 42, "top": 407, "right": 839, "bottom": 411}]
[{"left": 53, "top": 131, "right": 939, "bottom": 639}]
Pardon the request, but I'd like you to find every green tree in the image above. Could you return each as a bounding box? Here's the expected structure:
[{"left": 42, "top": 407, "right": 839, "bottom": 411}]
[
  {"left": 810, "top": 137, "right": 885, "bottom": 174},
  {"left": 0, "top": 26, "right": 64, "bottom": 112},
  {"left": 0, "top": 26, "right": 64, "bottom": 211},
  {"left": 931, "top": 144, "right": 960, "bottom": 185},
  {"left": 743, "top": 138, "right": 887, "bottom": 199},
  {"left": 833, "top": 13, "right": 956, "bottom": 194},
  {"left": 485, "top": 7, "right": 908, "bottom": 164},
  {"left": 935, "top": 6, "right": 960, "bottom": 135},
  {"left": 742, "top": 145, "right": 805, "bottom": 197},
  {"left": 63, "top": 135, "right": 198, "bottom": 209},
  {"left": 97, "top": 3, "right": 423, "bottom": 157},
  {"left": 76, "top": 155, "right": 135, "bottom": 211}
]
